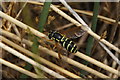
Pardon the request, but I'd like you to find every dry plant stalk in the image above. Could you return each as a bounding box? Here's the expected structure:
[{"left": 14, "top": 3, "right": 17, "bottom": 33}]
[
  {"left": 0, "top": 36, "right": 81, "bottom": 78},
  {"left": 0, "top": 34, "right": 110, "bottom": 78},
  {"left": 0, "top": 42, "right": 68, "bottom": 78},
  {"left": 59, "top": 0, "right": 120, "bottom": 65},
  {"left": 1, "top": 28, "right": 119, "bottom": 76},
  {"left": 0, "top": 7, "right": 120, "bottom": 54},
  {"left": 0, "top": 1, "right": 120, "bottom": 78},
  {"left": 28, "top": 1, "right": 120, "bottom": 25},
  {"left": 49, "top": 5, "right": 120, "bottom": 53},
  {"left": 0, "top": 10, "right": 119, "bottom": 71},
  {"left": 60, "top": 7, "right": 120, "bottom": 25},
  {"left": 0, "top": 58, "right": 40, "bottom": 78},
  {"left": 0, "top": 29, "right": 119, "bottom": 78}
]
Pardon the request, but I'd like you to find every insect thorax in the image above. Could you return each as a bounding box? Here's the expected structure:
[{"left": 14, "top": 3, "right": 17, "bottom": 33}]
[{"left": 48, "top": 31, "right": 63, "bottom": 42}]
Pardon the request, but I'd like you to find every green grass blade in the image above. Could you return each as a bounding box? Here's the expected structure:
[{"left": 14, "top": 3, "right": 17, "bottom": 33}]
[
  {"left": 38, "top": 0, "right": 52, "bottom": 32},
  {"left": 31, "top": 0, "right": 52, "bottom": 78},
  {"left": 81, "top": 2, "right": 100, "bottom": 76},
  {"left": 19, "top": 63, "right": 33, "bottom": 78},
  {"left": 86, "top": 2, "right": 100, "bottom": 63}
]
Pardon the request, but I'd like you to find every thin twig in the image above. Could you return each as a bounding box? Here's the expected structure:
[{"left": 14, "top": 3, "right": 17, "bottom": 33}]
[
  {"left": 12, "top": 1, "right": 28, "bottom": 37},
  {"left": 99, "top": 42, "right": 120, "bottom": 65}
]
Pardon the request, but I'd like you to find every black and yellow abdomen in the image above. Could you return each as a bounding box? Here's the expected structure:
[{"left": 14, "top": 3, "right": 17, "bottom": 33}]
[{"left": 48, "top": 30, "right": 77, "bottom": 53}]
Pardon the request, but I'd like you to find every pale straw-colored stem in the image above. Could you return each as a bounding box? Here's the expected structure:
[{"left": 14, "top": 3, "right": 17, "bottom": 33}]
[
  {"left": 0, "top": 28, "right": 119, "bottom": 77},
  {"left": 0, "top": 11, "right": 47, "bottom": 39},
  {"left": 0, "top": 42, "right": 68, "bottom": 79},
  {"left": 59, "top": 0, "right": 119, "bottom": 65},
  {"left": 75, "top": 52, "right": 120, "bottom": 76},
  {"left": 0, "top": 58, "right": 40, "bottom": 78},
  {"left": 28, "top": 1, "right": 120, "bottom": 25},
  {"left": 1, "top": 37, "right": 109, "bottom": 78},
  {"left": 60, "top": 7, "right": 120, "bottom": 25},
  {"left": 38, "top": 44, "right": 110, "bottom": 78},
  {"left": 0, "top": 9, "right": 119, "bottom": 54},
  {"left": 49, "top": 5, "right": 120, "bottom": 53},
  {"left": 0, "top": 36, "right": 81, "bottom": 78},
  {"left": 99, "top": 42, "right": 120, "bottom": 65}
]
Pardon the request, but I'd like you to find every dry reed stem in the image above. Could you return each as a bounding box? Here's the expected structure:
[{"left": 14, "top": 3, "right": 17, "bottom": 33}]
[
  {"left": 109, "top": 53, "right": 119, "bottom": 77},
  {"left": 0, "top": 3, "right": 119, "bottom": 77},
  {"left": 75, "top": 52, "right": 120, "bottom": 76},
  {"left": 0, "top": 58, "right": 40, "bottom": 78},
  {"left": 0, "top": 42, "right": 68, "bottom": 78},
  {"left": 59, "top": 0, "right": 120, "bottom": 66},
  {"left": 11, "top": 2, "right": 28, "bottom": 37},
  {"left": 0, "top": 36, "right": 109, "bottom": 78},
  {"left": 49, "top": 5, "right": 120, "bottom": 53},
  {"left": 28, "top": 1, "right": 120, "bottom": 53},
  {"left": 60, "top": 7, "right": 120, "bottom": 25},
  {"left": 0, "top": 27, "right": 119, "bottom": 76},
  {"left": 0, "top": 7, "right": 120, "bottom": 71},
  {"left": 0, "top": 36, "right": 81, "bottom": 78},
  {"left": 0, "top": 9, "right": 119, "bottom": 54},
  {"left": 28, "top": 1, "right": 120, "bottom": 25},
  {"left": 39, "top": 44, "right": 110, "bottom": 78}
]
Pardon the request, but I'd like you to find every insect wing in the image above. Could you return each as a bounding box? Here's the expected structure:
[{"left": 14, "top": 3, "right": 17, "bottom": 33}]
[{"left": 59, "top": 27, "right": 85, "bottom": 39}]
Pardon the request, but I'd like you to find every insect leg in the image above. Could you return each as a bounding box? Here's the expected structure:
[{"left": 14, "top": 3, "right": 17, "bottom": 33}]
[
  {"left": 58, "top": 53, "right": 62, "bottom": 59},
  {"left": 53, "top": 42, "right": 58, "bottom": 49},
  {"left": 54, "top": 43, "right": 62, "bottom": 59}
]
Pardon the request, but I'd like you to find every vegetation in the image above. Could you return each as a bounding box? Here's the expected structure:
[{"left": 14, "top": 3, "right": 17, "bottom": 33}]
[{"left": 0, "top": 1, "right": 120, "bottom": 79}]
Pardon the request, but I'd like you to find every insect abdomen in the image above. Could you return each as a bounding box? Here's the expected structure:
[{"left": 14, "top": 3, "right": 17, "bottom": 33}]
[{"left": 60, "top": 38, "right": 77, "bottom": 53}]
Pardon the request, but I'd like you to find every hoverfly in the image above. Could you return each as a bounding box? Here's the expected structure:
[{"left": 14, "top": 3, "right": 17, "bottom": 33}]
[
  {"left": 48, "top": 30, "right": 77, "bottom": 53},
  {"left": 47, "top": 26, "right": 85, "bottom": 59}
]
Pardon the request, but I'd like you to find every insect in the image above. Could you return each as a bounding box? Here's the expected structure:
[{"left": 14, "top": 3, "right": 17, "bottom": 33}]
[{"left": 48, "top": 30, "right": 77, "bottom": 54}]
